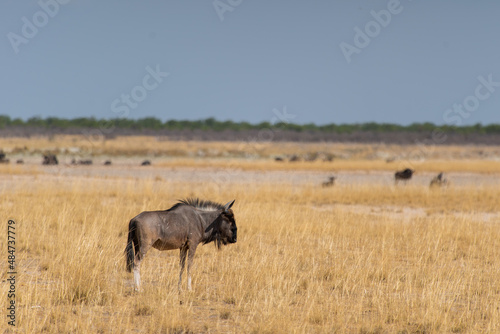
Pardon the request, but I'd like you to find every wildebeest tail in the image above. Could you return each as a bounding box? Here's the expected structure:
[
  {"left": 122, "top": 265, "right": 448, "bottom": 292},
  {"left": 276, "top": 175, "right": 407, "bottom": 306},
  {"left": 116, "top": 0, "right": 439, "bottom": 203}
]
[{"left": 125, "top": 220, "right": 137, "bottom": 272}]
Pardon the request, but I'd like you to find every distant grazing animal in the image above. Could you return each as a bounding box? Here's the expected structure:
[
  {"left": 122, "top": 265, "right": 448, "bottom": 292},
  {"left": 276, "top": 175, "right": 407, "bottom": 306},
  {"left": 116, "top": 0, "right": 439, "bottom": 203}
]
[
  {"left": 304, "top": 154, "right": 317, "bottom": 162},
  {"left": 430, "top": 172, "right": 448, "bottom": 187},
  {"left": 16, "top": 159, "right": 24, "bottom": 164},
  {"left": 125, "top": 198, "right": 237, "bottom": 292},
  {"left": 72, "top": 159, "right": 93, "bottom": 165},
  {"left": 0, "top": 151, "right": 9, "bottom": 164},
  {"left": 289, "top": 155, "right": 300, "bottom": 162},
  {"left": 322, "top": 176, "right": 336, "bottom": 187},
  {"left": 394, "top": 168, "right": 414, "bottom": 184},
  {"left": 322, "top": 154, "right": 334, "bottom": 162},
  {"left": 274, "top": 157, "right": 284, "bottom": 162},
  {"left": 104, "top": 160, "right": 112, "bottom": 165},
  {"left": 141, "top": 160, "right": 151, "bottom": 166},
  {"left": 42, "top": 154, "right": 58, "bottom": 165}
]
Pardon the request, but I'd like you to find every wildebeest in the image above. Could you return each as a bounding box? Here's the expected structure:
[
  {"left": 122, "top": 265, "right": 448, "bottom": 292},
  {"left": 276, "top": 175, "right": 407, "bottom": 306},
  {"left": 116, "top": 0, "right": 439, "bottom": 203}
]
[
  {"left": 0, "top": 151, "right": 9, "bottom": 164},
  {"left": 42, "top": 154, "right": 58, "bottom": 165},
  {"left": 394, "top": 168, "right": 414, "bottom": 184},
  {"left": 322, "top": 176, "right": 335, "bottom": 187},
  {"left": 430, "top": 172, "right": 448, "bottom": 187},
  {"left": 104, "top": 160, "right": 112, "bottom": 165},
  {"left": 141, "top": 160, "right": 151, "bottom": 166},
  {"left": 125, "top": 198, "right": 237, "bottom": 292},
  {"left": 16, "top": 159, "right": 24, "bottom": 164}
]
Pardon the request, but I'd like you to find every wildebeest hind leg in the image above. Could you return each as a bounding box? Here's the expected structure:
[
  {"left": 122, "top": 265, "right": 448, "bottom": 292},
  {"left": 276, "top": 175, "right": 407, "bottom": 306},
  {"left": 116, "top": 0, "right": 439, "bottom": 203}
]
[
  {"left": 133, "top": 262, "right": 141, "bottom": 292},
  {"left": 134, "top": 243, "right": 151, "bottom": 292}
]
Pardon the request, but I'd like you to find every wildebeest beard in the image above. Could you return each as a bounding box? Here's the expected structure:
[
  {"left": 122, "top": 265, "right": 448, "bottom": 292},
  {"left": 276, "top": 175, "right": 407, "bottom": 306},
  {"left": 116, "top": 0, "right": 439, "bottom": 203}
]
[
  {"left": 204, "top": 231, "right": 227, "bottom": 249},
  {"left": 203, "top": 216, "right": 226, "bottom": 249}
]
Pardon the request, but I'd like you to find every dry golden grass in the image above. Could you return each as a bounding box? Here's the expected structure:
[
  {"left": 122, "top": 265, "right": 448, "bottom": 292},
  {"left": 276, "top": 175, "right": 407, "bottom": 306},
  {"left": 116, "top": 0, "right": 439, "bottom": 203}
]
[
  {"left": 1, "top": 164, "right": 500, "bottom": 333},
  {"left": 0, "top": 164, "right": 41, "bottom": 175}
]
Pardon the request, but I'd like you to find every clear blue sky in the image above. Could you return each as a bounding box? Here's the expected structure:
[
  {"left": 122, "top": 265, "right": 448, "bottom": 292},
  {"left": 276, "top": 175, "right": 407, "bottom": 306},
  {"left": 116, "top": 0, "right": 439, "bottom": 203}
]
[{"left": 1, "top": 0, "right": 499, "bottom": 125}]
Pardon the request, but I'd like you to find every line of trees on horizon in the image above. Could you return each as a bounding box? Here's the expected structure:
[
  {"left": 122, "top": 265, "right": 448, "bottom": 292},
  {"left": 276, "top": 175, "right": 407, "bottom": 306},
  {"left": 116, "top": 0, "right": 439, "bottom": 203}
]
[{"left": 1, "top": 115, "right": 499, "bottom": 134}]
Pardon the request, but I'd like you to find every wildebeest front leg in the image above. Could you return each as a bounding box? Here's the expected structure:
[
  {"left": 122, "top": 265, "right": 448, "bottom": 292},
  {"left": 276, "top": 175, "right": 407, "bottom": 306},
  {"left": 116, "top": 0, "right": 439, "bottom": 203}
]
[
  {"left": 178, "top": 245, "right": 188, "bottom": 292},
  {"left": 187, "top": 246, "right": 198, "bottom": 291}
]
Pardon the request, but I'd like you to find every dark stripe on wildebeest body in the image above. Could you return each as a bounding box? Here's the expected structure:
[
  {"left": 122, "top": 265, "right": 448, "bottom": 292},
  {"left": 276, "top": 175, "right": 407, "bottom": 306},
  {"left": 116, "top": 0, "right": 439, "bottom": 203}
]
[
  {"left": 394, "top": 168, "right": 414, "bottom": 184},
  {"left": 125, "top": 198, "right": 237, "bottom": 292}
]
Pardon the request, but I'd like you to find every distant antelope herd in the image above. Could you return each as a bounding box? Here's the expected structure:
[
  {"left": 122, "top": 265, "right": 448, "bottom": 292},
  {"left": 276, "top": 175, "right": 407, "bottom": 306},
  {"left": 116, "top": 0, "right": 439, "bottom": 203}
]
[
  {"left": 321, "top": 170, "right": 449, "bottom": 188},
  {"left": 1, "top": 151, "right": 451, "bottom": 187}
]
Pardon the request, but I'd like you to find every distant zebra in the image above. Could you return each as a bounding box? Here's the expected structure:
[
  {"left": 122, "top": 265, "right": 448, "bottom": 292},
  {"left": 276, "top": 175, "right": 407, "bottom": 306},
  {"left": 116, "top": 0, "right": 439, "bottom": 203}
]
[
  {"left": 430, "top": 172, "right": 448, "bottom": 187},
  {"left": 322, "top": 176, "right": 336, "bottom": 187},
  {"left": 394, "top": 168, "right": 414, "bottom": 184}
]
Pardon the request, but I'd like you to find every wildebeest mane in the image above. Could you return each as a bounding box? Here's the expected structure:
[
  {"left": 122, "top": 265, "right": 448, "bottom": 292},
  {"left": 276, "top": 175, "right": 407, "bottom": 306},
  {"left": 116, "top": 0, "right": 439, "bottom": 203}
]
[
  {"left": 168, "top": 197, "right": 225, "bottom": 212},
  {"left": 167, "top": 198, "right": 229, "bottom": 248}
]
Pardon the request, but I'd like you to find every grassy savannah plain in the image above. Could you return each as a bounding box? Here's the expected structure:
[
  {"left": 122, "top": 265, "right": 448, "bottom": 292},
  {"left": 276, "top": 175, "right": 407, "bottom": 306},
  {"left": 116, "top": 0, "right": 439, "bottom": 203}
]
[{"left": 1, "top": 135, "right": 500, "bottom": 333}]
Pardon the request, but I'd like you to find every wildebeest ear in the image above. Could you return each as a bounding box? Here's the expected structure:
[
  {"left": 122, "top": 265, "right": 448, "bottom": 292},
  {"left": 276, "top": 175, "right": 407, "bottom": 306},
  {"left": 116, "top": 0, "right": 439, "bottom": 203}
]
[{"left": 223, "top": 199, "right": 235, "bottom": 212}]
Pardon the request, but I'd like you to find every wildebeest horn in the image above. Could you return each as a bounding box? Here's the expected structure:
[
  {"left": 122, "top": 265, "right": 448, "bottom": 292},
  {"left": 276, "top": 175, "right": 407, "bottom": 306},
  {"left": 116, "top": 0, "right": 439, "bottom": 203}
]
[{"left": 223, "top": 199, "right": 235, "bottom": 212}]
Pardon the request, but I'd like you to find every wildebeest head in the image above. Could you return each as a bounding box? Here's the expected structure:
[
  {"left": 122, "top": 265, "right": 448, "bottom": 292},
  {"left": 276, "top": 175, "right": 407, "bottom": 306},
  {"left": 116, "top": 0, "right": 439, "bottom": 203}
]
[
  {"left": 206, "top": 200, "right": 237, "bottom": 248},
  {"left": 219, "top": 200, "right": 237, "bottom": 246}
]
